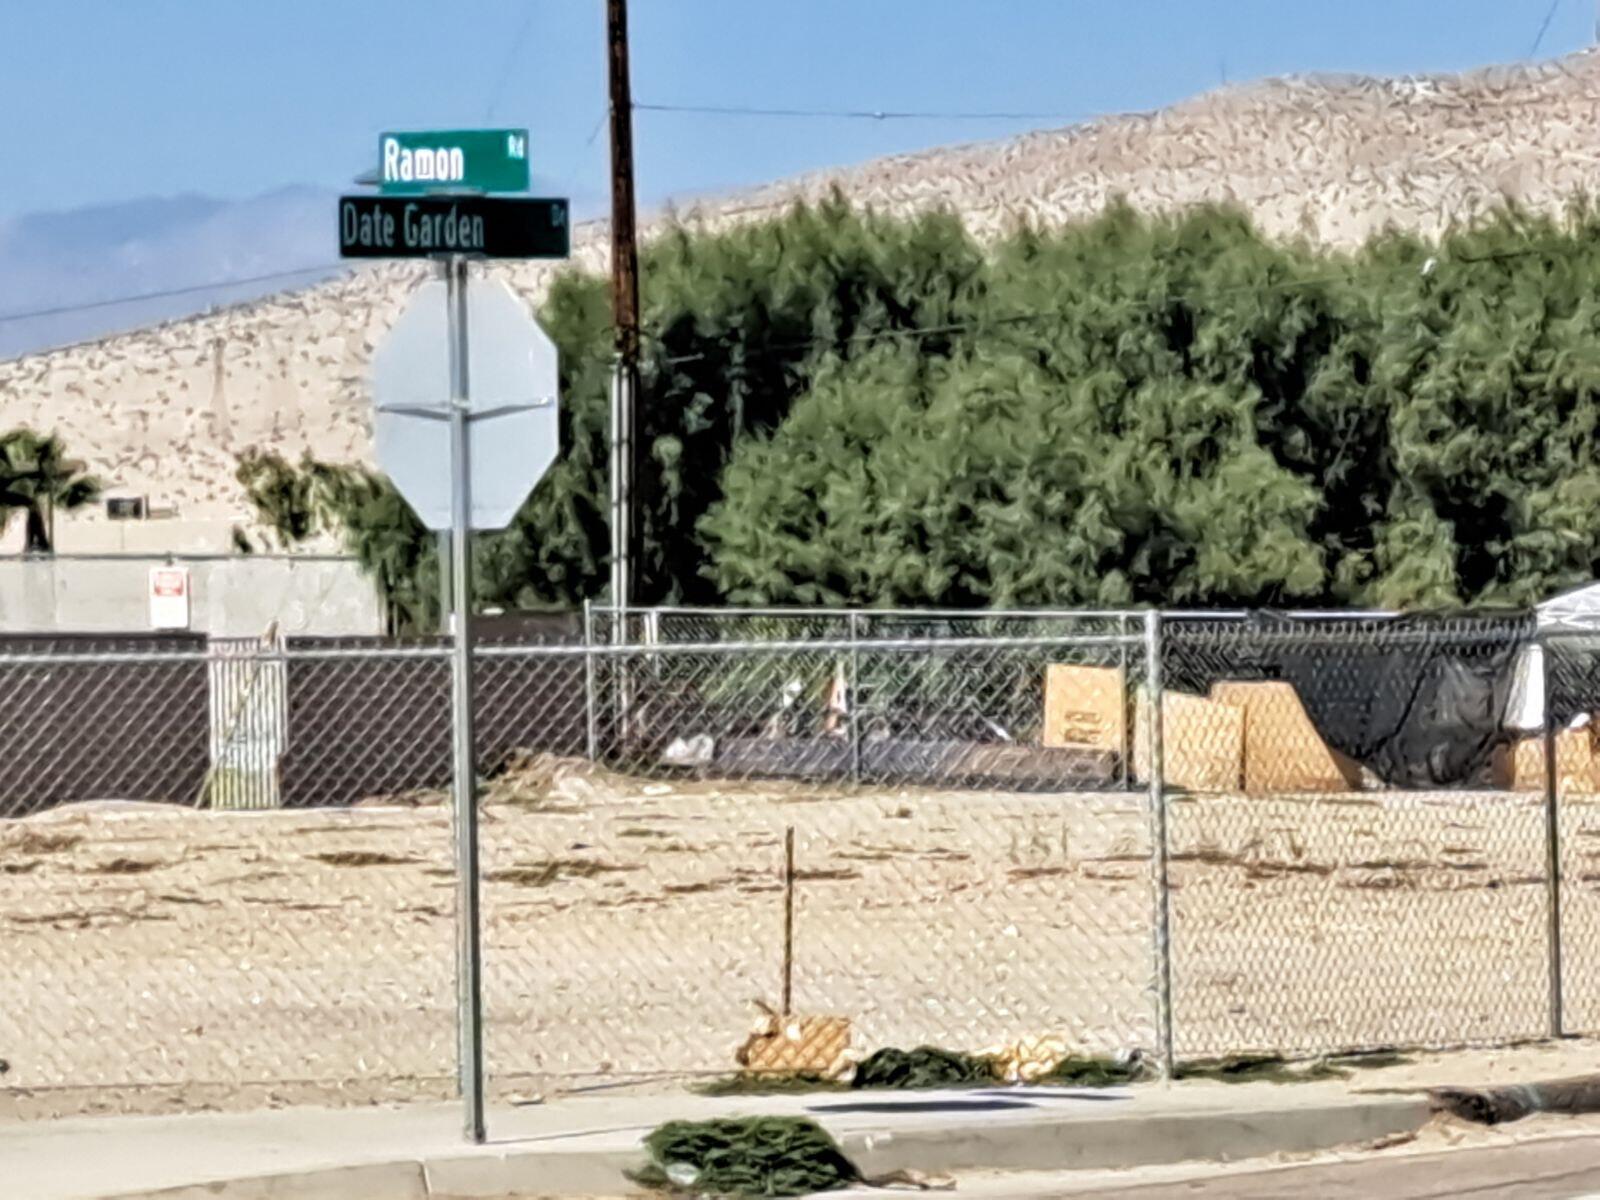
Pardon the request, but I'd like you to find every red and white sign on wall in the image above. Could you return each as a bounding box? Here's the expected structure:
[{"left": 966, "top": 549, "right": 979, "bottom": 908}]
[{"left": 148, "top": 567, "right": 191, "bottom": 630}]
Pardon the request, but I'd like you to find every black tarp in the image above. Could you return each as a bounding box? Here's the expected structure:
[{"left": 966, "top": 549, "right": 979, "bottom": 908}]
[
  {"left": 281, "top": 616, "right": 586, "bottom": 808},
  {"left": 0, "top": 632, "right": 209, "bottom": 815},
  {"left": 1164, "top": 612, "right": 1534, "bottom": 788},
  {"left": 1545, "top": 638, "right": 1600, "bottom": 731}
]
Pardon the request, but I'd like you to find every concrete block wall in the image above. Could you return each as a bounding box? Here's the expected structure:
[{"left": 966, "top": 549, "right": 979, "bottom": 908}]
[{"left": 0, "top": 555, "right": 383, "bottom": 637}]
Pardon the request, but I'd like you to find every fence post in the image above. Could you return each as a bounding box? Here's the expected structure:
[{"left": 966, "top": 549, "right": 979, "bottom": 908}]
[
  {"left": 436, "top": 531, "right": 452, "bottom": 635},
  {"left": 1144, "top": 609, "right": 1176, "bottom": 1077},
  {"left": 583, "top": 598, "right": 598, "bottom": 763},
  {"left": 848, "top": 613, "right": 862, "bottom": 784},
  {"left": 1542, "top": 633, "right": 1565, "bottom": 1038},
  {"left": 783, "top": 826, "right": 797, "bottom": 1015},
  {"left": 612, "top": 601, "right": 632, "bottom": 758},
  {"left": 1119, "top": 612, "right": 1131, "bottom": 791}
]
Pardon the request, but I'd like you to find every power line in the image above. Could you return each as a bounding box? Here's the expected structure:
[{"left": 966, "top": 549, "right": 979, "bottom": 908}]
[
  {"left": 0, "top": 263, "right": 348, "bottom": 327},
  {"left": 635, "top": 101, "right": 1094, "bottom": 123},
  {"left": 5, "top": 200, "right": 1538, "bottom": 349},
  {"left": 483, "top": 3, "right": 538, "bottom": 123},
  {"left": 642, "top": 267, "right": 1373, "bottom": 367},
  {"left": 636, "top": 250, "right": 1525, "bottom": 370},
  {"left": 1531, "top": 0, "right": 1564, "bottom": 56},
  {"left": 1530, "top": 0, "right": 1569, "bottom": 56}
]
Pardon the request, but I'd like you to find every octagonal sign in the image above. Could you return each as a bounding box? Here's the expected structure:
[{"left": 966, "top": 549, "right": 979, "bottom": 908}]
[{"left": 371, "top": 277, "right": 559, "bottom": 531}]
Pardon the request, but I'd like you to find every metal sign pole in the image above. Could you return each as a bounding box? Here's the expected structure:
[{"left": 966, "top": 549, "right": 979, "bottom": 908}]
[
  {"left": 1144, "top": 610, "right": 1175, "bottom": 1079},
  {"left": 354, "top": 140, "right": 569, "bottom": 1149},
  {"left": 608, "top": 360, "right": 634, "bottom": 750},
  {"left": 608, "top": 358, "right": 631, "bottom": 615},
  {"left": 1542, "top": 634, "right": 1565, "bottom": 1038},
  {"left": 445, "top": 252, "right": 486, "bottom": 1143},
  {"left": 437, "top": 531, "right": 452, "bottom": 635}
]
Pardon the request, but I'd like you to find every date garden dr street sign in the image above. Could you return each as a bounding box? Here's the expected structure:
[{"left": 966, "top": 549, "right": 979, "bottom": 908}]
[
  {"left": 379, "top": 128, "right": 530, "bottom": 194},
  {"left": 338, "top": 195, "right": 569, "bottom": 259}
]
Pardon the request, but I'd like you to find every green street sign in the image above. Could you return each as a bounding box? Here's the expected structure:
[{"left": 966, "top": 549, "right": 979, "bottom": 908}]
[
  {"left": 378, "top": 129, "right": 530, "bottom": 195},
  {"left": 338, "top": 195, "right": 569, "bottom": 259}
]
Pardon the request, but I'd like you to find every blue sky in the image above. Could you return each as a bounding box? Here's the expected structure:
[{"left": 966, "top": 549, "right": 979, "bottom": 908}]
[
  {"left": 2, "top": 0, "right": 1593, "bottom": 221},
  {"left": 0, "top": 0, "right": 1593, "bottom": 356}
]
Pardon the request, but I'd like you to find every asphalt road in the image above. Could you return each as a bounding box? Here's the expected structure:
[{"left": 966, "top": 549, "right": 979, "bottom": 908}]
[{"left": 837, "top": 1132, "right": 1600, "bottom": 1200}]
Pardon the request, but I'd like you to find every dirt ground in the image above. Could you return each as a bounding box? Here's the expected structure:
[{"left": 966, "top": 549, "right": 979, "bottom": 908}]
[{"left": 5, "top": 756, "right": 1600, "bottom": 1119}]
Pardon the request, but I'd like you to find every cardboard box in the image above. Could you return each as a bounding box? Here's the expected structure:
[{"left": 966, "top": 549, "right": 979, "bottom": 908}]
[
  {"left": 1133, "top": 690, "right": 1245, "bottom": 793},
  {"left": 983, "top": 1034, "right": 1074, "bottom": 1084},
  {"left": 1493, "top": 728, "right": 1596, "bottom": 794},
  {"left": 1209, "top": 681, "right": 1359, "bottom": 795},
  {"left": 736, "top": 1012, "right": 854, "bottom": 1080},
  {"left": 1043, "top": 664, "right": 1126, "bottom": 751}
]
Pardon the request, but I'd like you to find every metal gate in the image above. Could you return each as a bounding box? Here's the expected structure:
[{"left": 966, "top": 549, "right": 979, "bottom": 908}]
[{"left": 204, "top": 633, "right": 287, "bottom": 810}]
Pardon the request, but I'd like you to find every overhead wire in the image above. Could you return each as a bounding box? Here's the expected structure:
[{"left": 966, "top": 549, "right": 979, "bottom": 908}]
[
  {"left": 639, "top": 263, "right": 1380, "bottom": 368},
  {"left": 483, "top": 3, "right": 539, "bottom": 124},
  {"left": 1530, "top": 0, "right": 1565, "bottom": 56},
  {"left": 637, "top": 234, "right": 1564, "bottom": 369},
  {"left": 10, "top": 6, "right": 1578, "bottom": 341},
  {"left": 634, "top": 101, "right": 1097, "bottom": 123},
  {"left": 0, "top": 259, "right": 1343, "bottom": 350},
  {"left": 3, "top": 219, "right": 1544, "bottom": 343},
  {"left": 0, "top": 263, "right": 348, "bottom": 327}
]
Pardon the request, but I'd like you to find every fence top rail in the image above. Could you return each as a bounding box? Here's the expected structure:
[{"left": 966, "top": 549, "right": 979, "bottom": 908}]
[
  {"left": 0, "top": 553, "right": 360, "bottom": 564},
  {"left": 8, "top": 622, "right": 1573, "bottom": 669},
  {"left": 590, "top": 605, "right": 1549, "bottom": 622},
  {"left": 0, "top": 644, "right": 454, "bottom": 667},
  {"left": 1169, "top": 626, "right": 1533, "bottom": 647},
  {"left": 0, "top": 632, "right": 1140, "bottom": 668},
  {"left": 590, "top": 605, "right": 1433, "bottom": 622},
  {"left": 589, "top": 605, "right": 1135, "bottom": 620},
  {"left": 485, "top": 633, "right": 1139, "bottom": 657}
]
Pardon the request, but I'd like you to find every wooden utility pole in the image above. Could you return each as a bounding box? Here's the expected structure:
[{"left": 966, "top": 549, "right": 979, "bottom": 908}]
[
  {"left": 606, "top": 0, "right": 641, "bottom": 609},
  {"left": 607, "top": 0, "right": 641, "bottom": 367}
]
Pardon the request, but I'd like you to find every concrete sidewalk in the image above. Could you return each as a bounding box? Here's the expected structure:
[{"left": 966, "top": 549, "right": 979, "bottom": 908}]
[
  {"left": 2, "top": 1082, "right": 1433, "bottom": 1200},
  {"left": 909, "top": 1126, "right": 1600, "bottom": 1199}
]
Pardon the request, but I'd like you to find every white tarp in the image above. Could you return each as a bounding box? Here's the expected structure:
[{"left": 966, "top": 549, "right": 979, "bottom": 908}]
[
  {"left": 1507, "top": 647, "right": 1546, "bottom": 732},
  {"left": 1507, "top": 584, "right": 1600, "bottom": 731}
]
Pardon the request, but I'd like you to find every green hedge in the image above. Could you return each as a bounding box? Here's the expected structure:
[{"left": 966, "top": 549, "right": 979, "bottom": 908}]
[{"left": 243, "top": 197, "right": 1600, "bottom": 625}]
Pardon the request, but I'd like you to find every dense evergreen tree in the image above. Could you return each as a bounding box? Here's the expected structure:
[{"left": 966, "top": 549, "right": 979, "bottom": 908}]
[{"left": 242, "top": 197, "right": 1600, "bottom": 624}]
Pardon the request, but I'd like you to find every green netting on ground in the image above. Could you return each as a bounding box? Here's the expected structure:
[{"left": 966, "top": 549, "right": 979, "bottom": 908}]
[
  {"left": 1174, "top": 1050, "right": 1410, "bottom": 1084},
  {"left": 1036, "top": 1053, "right": 1150, "bottom": 1086},
  {"left": 850, "top": 1045, "right": 999, "bottom": 1089},
  {"left": 636, "top": 1116, "right": 861, "bottom": 1197}
]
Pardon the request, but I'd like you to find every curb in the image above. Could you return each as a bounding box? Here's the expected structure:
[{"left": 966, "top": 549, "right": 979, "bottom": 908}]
[
  {"left": 102, "top": 1092, "right": 1433, "bottom": 1200},
  {"left": 108, "top": 1163, "right": 431, "bottom": 1200},
  {"left": 105, "top": 1150, "right": 652, "bottom": 1200},
  {"left": 841, "top": 1094, "right": 1431, "bottom": 1176},
  {"left": 424, "top": 1148, "right": 650, "bottom": 1199}
]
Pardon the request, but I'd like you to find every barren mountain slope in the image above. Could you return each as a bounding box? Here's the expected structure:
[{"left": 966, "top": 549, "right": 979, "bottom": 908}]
[{"left": 5, "top": 52, "right": 1598, "bottom": 551}]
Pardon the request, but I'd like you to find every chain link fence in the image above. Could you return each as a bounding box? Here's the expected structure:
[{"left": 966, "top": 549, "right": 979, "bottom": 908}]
[
  {"left": 1544, "top": 630, "right": 1600, "bottom": 1036},
  {"left": 1159, "top": 614, "right": 1556, "bottom": 1057},
  {"left": 3, "top": 611, "right": 1598, "bottom": 1117},
  {"left": 482, "top": 629, "right": 1155, "bottom": 1097},
  {"left": 0, "top": 639, "right": 458, "bottom": 1110}
]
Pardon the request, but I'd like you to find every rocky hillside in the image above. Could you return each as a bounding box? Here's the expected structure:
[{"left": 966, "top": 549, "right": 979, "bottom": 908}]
[{"left": 5, "top": 51, "right": 1600, "bottom": 552}]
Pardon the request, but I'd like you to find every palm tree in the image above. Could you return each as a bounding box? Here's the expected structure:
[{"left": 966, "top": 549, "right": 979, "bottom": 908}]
[{"left": 0, "top": 429, "right": 102, "bottom": 553}]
